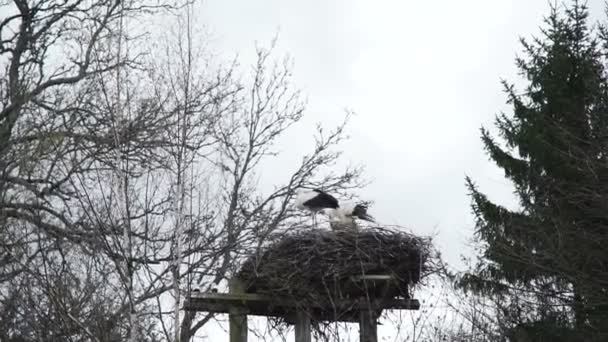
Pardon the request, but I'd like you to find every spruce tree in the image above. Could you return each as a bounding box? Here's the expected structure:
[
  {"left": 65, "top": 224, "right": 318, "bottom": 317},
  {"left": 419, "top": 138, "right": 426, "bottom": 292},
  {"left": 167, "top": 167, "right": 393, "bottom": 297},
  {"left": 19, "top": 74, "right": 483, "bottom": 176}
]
[{"left": 460, "top": 2, "right": 608, "bottom": 340}]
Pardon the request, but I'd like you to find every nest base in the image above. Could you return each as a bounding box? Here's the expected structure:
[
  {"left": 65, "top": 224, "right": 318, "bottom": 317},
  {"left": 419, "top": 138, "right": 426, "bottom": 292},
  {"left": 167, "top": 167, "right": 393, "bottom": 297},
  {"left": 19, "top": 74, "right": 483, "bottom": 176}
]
[{"left": 238, "top": 227, "right": 431, "bottom": 311}]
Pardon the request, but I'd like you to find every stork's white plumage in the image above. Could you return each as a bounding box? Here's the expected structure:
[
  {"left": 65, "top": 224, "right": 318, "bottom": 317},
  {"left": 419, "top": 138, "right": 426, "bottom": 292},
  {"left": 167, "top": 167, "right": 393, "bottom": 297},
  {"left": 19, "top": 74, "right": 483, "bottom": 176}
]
[
  {"left": 326, "top": 208, "right": 357, "bottom": 231},
  {"left": 295, "top": 189, "right": 339, "bottom": 228},
  {"left": 325, "top": 202, "right": 374, "bottom": 231}
]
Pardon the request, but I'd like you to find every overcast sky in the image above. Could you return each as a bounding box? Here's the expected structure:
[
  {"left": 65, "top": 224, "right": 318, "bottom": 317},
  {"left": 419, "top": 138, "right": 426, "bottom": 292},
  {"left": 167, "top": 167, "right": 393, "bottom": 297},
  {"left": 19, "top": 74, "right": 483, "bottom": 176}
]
[
  {"left": 196, "top": 0, "right": 602, "bottom": 266},
  {"left": 191, "top": 1, "right": 606, "bottom": 340}
]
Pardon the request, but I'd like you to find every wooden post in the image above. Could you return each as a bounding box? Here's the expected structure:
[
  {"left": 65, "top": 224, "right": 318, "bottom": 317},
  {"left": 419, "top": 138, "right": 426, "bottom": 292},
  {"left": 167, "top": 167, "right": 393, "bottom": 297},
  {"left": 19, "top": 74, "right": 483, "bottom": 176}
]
[
  {"left": 229, "top": 279, "right": 248, "bottom": 342},
  {"left": 359, "top": 308, "right": 377, "bottom": 342},
  {"left": 294, "top": 311, "right": 311, "bottom": 342}
]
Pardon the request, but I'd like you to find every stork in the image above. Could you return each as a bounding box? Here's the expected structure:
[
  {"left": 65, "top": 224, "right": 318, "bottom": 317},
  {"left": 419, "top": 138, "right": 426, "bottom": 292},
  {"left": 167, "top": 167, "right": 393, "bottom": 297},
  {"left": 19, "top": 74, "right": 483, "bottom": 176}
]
[
  {"left": 326, "top": 203, "right": 375, "bottom": 231},
  {"left": 295, "top": 189, "right": 339, "bottom": 228}
]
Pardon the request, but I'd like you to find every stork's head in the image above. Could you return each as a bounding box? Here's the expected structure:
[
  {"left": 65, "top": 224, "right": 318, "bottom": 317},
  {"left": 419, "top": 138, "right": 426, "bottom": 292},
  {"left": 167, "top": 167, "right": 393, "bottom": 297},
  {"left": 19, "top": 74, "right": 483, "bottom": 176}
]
[
  {"left": 352, "top": 203, "right": 375, "bottom": 222},
  {"left": 339, "top": 202, "right": 374, "bottom": 222}
]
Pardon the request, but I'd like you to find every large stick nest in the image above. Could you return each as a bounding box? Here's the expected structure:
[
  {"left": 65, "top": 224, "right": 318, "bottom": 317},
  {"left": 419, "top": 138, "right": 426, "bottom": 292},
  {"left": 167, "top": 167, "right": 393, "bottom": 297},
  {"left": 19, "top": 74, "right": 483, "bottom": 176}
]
[{"left": 238, "top": 227, "right": 436, "bottom": 307}]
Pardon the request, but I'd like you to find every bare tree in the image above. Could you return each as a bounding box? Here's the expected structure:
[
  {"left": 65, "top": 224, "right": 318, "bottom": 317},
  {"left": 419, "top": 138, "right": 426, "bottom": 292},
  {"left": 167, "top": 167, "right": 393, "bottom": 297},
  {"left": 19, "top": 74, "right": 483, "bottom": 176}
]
[
  {"left": 0, "top": 1, "right": 363, "bottom": 341},
  {"left": 0, "top": 0, "right": 191, "bottom": 340}
]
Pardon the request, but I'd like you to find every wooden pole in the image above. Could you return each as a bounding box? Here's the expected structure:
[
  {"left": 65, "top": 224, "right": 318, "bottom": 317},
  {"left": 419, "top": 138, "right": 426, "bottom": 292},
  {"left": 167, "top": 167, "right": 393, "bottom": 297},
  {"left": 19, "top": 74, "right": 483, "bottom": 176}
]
[
  {"left": 294, "top": 311, "right": 311, "bottom": 342},
  {"left": 229, "top": 279, "right": 247, "bottom": 342},
  {"left": 359, "top": 308, "right": 377, "bottom": 342}
]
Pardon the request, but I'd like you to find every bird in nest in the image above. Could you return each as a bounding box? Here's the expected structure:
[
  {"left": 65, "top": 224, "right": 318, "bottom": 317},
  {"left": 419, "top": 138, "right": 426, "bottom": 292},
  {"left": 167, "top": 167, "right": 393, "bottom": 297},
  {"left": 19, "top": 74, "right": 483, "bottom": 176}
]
[
  {"left": 294, "top": 189, "right": 339, "bottom": 228},
  {"left": 325, "top": 202, "right": 375, "bottom": 232}
]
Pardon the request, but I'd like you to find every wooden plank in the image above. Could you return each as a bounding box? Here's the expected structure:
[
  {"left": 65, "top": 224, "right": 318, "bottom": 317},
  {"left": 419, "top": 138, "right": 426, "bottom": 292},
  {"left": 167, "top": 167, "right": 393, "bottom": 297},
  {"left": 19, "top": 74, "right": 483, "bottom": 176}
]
[
  {"left": 359, "top": 309, "right": 378, "bottom": 342},
  {"left": 350, "top": 275, "right": 394, "bottom": 281},
  {"left": 184, "top": 292, "right": 420, "bottom": 323},
  {"left": 185, "top": 292, "right": 420, "bottom": 312},
  {"left": 294, "top": 311, "right": 311, "bottom": 342},
  {"left": 348, "top": 274, "right": 400, "bottom": 299}
]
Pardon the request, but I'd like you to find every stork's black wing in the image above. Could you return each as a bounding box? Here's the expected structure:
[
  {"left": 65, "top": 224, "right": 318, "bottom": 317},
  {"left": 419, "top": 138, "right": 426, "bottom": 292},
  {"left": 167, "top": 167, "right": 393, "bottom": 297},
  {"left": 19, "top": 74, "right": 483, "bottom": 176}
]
[{"left": 306, "top": 189, "right": 339, "bottom": 209}]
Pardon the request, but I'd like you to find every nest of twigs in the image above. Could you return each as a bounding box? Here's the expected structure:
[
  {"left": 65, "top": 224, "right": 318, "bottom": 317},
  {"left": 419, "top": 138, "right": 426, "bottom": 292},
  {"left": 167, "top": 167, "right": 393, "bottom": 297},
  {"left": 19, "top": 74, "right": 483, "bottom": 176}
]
[{"left": 238, "top": 227, "right": 435, "bottom": 308}]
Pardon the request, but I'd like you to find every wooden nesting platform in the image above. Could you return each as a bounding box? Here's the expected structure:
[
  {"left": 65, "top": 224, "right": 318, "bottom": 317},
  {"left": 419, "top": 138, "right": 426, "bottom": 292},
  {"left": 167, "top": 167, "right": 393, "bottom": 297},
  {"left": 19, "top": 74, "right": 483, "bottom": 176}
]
[
  {"left": 184, "top": 275, "right": 420, "bottom": 342},
  {"left": 185, "top": 228, "right": 432, "bottom": 341},
  {"left": 184, "top": 291, "right": 420, "bottom": 323}
]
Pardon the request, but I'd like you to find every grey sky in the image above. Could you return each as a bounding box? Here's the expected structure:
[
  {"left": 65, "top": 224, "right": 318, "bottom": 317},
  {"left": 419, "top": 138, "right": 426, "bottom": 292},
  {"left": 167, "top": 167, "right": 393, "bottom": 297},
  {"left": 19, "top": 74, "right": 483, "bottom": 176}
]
[{"left": 192, "top": 1, "right": 606, "bottom": 340}]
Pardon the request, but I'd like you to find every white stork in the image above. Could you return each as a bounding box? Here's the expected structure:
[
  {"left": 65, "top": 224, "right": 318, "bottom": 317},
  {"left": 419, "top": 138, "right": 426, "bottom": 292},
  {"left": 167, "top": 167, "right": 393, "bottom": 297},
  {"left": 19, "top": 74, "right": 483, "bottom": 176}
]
[{"left": 295, "top": 189, "right": 339, "bottom": 228}]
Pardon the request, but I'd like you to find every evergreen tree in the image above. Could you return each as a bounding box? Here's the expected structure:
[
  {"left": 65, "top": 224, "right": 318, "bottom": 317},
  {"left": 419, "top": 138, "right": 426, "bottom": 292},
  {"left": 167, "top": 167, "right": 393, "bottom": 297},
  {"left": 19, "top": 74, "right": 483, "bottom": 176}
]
[{"left": 460, "top": 2, "right": 608, "bottom": 340}]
